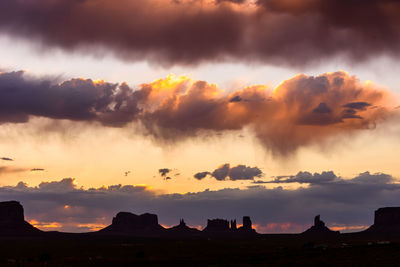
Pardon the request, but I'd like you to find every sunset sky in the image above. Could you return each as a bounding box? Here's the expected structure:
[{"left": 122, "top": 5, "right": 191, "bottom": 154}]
[{"left": 1, "top": 0, "right": 400, "bottom": 233}]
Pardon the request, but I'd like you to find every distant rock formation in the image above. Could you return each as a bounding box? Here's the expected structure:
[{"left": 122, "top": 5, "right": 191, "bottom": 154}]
[
  {"left": 99, "top": 212, "right": 165, "bottom": 236},
  {"left": 203, "top": 218, "right": 231, "bottom": 233},
  {"left": 238, "top": 216, "right": 256, "bottom": 234},
  {"left": 0, "top": 201, "right": 41, "bottom": 236},
  {"left": 230, "top": 220, "right": 237, "bottom": 231},
  {"left": 365, "top": 207, "right": 400, "bottom": 234},
  {"left": 167, "top": 219, "right": 201, "bottom": 236},
  {"left": 302, "top": 215, "right": 339, "bottom": 236},
  {"left": 203, "top": 216, "right": 257, "bottom": 235}
]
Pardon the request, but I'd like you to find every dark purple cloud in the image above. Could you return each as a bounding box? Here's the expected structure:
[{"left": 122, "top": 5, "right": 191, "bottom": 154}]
[
  {"left": 195, "top": 164, "right": 263, "bottom": 181},
  {"left": 0, "top": 71, "right": 142, "bottom": 126},
  {"left": 159, "top": 168, "right": 171, "bottom": 177},
  {"left": 0, "top": 0, "right": 399, "bottom": 66}
]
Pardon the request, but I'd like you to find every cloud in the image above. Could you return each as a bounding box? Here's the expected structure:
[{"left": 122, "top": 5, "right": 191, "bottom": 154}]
[
  {"left": 159, "top": 168, "right": 171, "bottom": 177},
  {"left": 1, "top": 171, "right": 400, "bottom": 233},
  {"left": 255, "top": 171, "right": 393, "bottom": 186},
  {"left": 138, "top": 71, "right": 392, "bottom": 155},
  {"left": 194, "top": 172, "right": 210, "bottom": 180},
  {"left": 0, "top": 166, "right": 27, "bottom": 175},
  {"left": 254, "top": 171, "right": 338, "bottom": 185},
  {"left": 195, "top": 163, "right": 263, "bottom": 181},
  {"left": 0, "top": 70, "right": 394, "bottom": 155},
  {"left": 1, "top": 157, "right": 13, "bottom": 161},
  {"left": 30, "top": 168, "right": 45, "bottom": 172},
  {"left": 343, "top": 102, "right": 372, "bottom": 110},
  {"left": 0, "top": 71, "right": 142, "bottom": 126},
  {"left": 0, "top": 0, "right": 399, "bottom": 66}
]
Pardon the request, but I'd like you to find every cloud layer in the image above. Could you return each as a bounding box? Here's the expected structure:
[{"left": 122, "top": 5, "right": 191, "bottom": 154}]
[
  {"left": 194, "top": 163, "right": 263, "bottom": 181},
  {"left": 1, "top": 171, "right": 399, "bottom": 233},
  {"left": 0, "top": 0, "right": 399, "bottom": 66},
  {"left": 0, "top": 70, "right": 394, "bottom": 155}
]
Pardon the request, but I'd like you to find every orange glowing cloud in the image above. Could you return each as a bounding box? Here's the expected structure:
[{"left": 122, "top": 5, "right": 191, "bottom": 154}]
[
  {"left": 139, "top": 71, "right": 394, "bottom": 155},
  {"left": 0, "top": 70, "right": 396, "bottom": 156}
]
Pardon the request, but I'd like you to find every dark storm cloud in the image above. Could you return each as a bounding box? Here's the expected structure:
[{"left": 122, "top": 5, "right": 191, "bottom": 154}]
[
  {"left": 0, "top": 0, "right": 400, "bottom": 66},
  {"left": 195, "top": 164, "right": 263, "bottom": 181},
  {"left": 1, "top": 171, "right": 400, "bottom": 233},
  {"left": 0, "top": 70, "right": 393, "bottom": 156},
  {"left": 313, "top": 102, "right": 332, "bottom": 114},
  {"left": 343, "top": 102, "right": 372, "bottom": 110},
  {"left": 0, "top": 71, "right": 142, "bottom": 126}
]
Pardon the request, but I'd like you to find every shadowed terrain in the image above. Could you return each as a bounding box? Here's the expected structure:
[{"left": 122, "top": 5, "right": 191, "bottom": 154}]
[{"left": 2, "top": 201, "right": 400, "bottom": 266}]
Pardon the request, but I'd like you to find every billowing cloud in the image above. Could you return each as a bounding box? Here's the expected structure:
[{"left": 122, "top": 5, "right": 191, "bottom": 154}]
[
  {"left": 0, "top": 71, "right": 142, "bottom": 126},
  {"left": 195, "top": 163, "right": 263, "bottom": 181},
  {"left": 0, "top": 0, "right": 399, "bottom": 66},
  {"left": 139, "top": 71, "right": 393, "bottom": 155},
  {"left": 1, "top": 171, "right": 399, "bottom": 233},
  {"left": 0, "top": 70, "right": 394, "bottom": 155}
]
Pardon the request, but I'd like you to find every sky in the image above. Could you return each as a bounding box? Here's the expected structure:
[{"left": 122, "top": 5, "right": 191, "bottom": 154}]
[{"left": 1, "top": 0, "right": 400, "bottom": 233}]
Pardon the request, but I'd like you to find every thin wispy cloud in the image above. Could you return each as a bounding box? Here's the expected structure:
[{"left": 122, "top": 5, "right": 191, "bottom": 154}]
[{"left": 30, "top": 168, "right": 45, "bottom": 172}]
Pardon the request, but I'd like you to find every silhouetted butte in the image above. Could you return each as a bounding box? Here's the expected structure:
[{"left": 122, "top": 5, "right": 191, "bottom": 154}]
[
  {"left": 98, "top": 211, "right": 165, "bottom": 236},
  {"left": 0, "top": 201, "right": 41, "bottom": 236},
  {"left": 302, "top": 215, "right": 339, "bottom": 236},
  {"left": 365, "top": 207, "right": 400, "bottom": 235}
]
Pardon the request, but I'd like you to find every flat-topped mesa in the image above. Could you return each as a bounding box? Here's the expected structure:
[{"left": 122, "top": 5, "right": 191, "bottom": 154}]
[
  {"left": 99, "top": 211, "right": 164, "bottom": 235},
  {"left": 0, "top": 201, "right": 41, "bottom": 235},
  {"left": 302, "top": 215, "right": 339, "bottom": 236},
  {"left": 203, "top": 219, "right": 231, "bottom": 233},
  {"left": 0, "top": 201, "right": 24, "bottom": 223},
  {"left": 365, "top": 207, "right": 400, "bottom": 234}
]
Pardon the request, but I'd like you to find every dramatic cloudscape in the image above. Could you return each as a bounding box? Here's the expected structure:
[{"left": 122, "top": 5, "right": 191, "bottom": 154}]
[
  {"left": 1, "top": 0, "right": 400, "bottom": 233},
  {"left": 1, "top": 0, "right": 400, "bottom": 66}
]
